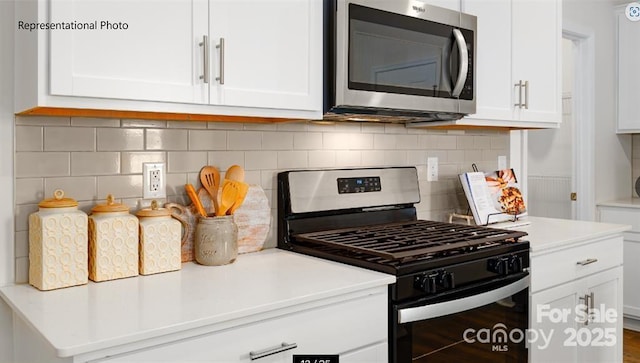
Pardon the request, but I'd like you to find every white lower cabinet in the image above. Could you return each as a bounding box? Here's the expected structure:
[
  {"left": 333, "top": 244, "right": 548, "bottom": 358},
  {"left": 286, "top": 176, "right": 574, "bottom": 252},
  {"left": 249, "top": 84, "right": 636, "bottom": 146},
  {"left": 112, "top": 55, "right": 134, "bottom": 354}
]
[
  {"left": 529, "top": 235, "right": 623, "bottom": 363},
  {"left": 599, "top": 204, "right": 640, "bottom": 322},
  {"left": 13, "top": 290, "right": 388, "bottom": 363}
]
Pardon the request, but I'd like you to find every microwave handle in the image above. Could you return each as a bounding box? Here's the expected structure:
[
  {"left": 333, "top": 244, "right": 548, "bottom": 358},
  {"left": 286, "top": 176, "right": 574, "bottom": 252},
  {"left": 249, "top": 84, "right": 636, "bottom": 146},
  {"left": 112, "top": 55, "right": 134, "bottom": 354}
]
[{"left": 451, "top": 28, "right": 469, "bottom": 98}]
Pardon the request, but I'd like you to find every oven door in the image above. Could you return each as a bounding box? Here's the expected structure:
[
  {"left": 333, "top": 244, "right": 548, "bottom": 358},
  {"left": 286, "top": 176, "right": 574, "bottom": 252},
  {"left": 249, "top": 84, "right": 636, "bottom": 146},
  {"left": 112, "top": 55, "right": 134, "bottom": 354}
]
[
  {"left": 335, "top": 0, "right": 476, "bottom": 114},
  {"left": 391, "top": 273, "right": 529, "bottom": 363}
]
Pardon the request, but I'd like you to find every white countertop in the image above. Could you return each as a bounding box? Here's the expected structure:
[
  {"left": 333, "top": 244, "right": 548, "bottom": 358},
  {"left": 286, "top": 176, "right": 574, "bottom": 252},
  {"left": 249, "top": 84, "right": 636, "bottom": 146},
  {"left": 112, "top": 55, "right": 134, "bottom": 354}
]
[
  {"left": 0, "top": 249, "right": 395, "bottom": 358},
  {"left": 598, "top": 198, "right": 640, "bottom": 209},
  {"left": 508, "top": 216, "right": 630, "bottom": 254}
]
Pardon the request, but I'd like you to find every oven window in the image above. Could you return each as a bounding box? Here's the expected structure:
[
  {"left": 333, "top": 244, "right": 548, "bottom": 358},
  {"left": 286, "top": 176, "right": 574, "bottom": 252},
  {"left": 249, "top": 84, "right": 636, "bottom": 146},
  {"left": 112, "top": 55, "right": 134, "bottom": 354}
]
[
  {"left": 394, "top": 287, "right": 528, "bottom": 363},
  {"left": 348, "top": 4, "right": 473, "bottom": 100}
]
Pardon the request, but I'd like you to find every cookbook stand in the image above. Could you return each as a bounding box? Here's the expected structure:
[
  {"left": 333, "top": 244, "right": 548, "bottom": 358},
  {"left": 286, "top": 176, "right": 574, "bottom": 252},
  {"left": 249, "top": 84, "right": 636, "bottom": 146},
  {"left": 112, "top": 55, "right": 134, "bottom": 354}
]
[{"left": 484, "top": 211, "right": 523, "bottom": 226}]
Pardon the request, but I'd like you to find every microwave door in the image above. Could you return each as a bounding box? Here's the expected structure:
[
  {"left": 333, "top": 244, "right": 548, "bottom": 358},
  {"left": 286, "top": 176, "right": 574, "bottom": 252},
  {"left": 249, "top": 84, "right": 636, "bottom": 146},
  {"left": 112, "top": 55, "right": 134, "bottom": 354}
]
[{"left": 450, "top": 29, "right": 469, "bottom": 98}]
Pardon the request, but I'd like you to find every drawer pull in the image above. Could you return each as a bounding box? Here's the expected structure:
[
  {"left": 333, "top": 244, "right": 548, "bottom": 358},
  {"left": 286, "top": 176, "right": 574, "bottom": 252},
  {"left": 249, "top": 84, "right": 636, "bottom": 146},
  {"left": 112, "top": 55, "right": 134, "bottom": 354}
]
[
  {"left": 576, "top": 258, "right": 598, "bottom": 266},
  {"left": 249, "top": 342, "right": 297, "bottom": 360}
]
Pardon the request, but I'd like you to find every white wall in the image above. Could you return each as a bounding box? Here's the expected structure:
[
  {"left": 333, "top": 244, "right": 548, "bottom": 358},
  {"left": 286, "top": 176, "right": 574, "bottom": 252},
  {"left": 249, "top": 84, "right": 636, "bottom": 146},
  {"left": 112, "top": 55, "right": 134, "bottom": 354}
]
[
  {"left": 0, "top": 0, "right": 15, "bottom": 361},
  {"left": 563, "top": 0, "right": 632, "bottom": 205}
]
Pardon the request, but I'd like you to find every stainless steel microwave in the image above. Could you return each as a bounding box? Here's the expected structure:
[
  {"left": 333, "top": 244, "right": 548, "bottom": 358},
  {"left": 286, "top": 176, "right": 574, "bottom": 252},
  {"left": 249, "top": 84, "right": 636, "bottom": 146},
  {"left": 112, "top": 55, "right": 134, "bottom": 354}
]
[{"left": 323, "top": 0, "right": 477, "bottom": 123}]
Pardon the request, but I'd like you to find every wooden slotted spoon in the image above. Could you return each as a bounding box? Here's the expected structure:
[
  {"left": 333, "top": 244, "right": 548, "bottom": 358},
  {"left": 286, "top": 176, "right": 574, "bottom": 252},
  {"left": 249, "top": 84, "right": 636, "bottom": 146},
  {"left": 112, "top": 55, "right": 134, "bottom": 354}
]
[
  {"left": 227, "top": 180, "right": 249, "bottom": 215},
  {"left": 200, "top": 166, "right": 220, "bottom": 214},
  {"left": 216, "top": 181, "right": 239, "bottom": 216}
]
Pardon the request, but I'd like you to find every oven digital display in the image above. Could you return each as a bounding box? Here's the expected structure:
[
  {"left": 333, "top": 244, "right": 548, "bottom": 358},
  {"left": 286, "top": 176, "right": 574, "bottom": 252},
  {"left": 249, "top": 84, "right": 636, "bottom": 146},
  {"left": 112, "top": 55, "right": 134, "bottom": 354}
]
[{"left": 337, "top": 176, "right": 381, "bottom": 194}]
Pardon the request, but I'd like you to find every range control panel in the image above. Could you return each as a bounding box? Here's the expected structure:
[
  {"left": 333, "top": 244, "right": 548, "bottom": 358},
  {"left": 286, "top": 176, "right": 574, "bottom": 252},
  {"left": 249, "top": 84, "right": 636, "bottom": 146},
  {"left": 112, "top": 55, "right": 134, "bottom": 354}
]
[{"left": 337, "top": 176, "right": 381, "bottom": 194}]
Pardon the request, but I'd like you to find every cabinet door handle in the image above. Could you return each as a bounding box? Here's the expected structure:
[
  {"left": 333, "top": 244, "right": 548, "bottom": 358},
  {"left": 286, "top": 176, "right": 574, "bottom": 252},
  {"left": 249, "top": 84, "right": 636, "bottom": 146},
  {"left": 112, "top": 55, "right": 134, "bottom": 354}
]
[
  {"left": 523, "top": 80, "right": 529, "bottom": 109},
  {"left": 199, "top": 35, "right": 209, "bottom": 84},
  {"left": 576, "top": 258, "right": 598, "bottom": 266},
  {"left": 514, "top": 80, "right": 523, "bottom": 108},
  {"left": 249, "top": 342, "right": 297, "bottom": 360},
  {"left": 579, "top": 294, "right": 590, "bottom": 325},
  {"left": 216, "top": 37, "right": 225, "bottom": 85}
]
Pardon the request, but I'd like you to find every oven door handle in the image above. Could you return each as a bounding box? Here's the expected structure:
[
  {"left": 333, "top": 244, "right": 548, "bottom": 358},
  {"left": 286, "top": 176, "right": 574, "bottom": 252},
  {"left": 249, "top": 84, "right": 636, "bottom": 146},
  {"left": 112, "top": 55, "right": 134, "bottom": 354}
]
[{"left": 398, "top": 275, "right": 529, "bottom": 324}]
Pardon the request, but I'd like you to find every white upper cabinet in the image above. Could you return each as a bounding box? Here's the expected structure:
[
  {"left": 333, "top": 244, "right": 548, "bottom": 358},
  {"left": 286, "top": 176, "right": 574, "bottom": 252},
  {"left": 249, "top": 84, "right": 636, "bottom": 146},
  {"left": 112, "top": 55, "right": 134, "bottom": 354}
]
[
  {"left": 209, "top": 0, "right": 321, "bottom": 112},
  {"left": 15, "top": 0, "right": 322, "bottom": 120},
  {"left": 49, "top": 0, "right": 209, "bottom": 104},
  {"left": 447, "top": 0, "right": 562, "bottom": 129},
  {"left": 421, "top": 0, "right": 461, "bottom": 11},
  {"left": 616, "top": 5, "right": 640, "bottom": 133}
]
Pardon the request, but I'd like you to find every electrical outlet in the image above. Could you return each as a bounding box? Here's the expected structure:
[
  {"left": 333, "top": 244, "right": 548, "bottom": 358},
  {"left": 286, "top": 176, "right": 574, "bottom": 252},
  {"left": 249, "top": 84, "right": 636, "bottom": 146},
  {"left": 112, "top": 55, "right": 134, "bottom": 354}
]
[
  {"left": 427, "top": 157, "right": 438, "bottom": 182},
  {"left": 143, "top": 162, "right": 166, "bottom": 199}
]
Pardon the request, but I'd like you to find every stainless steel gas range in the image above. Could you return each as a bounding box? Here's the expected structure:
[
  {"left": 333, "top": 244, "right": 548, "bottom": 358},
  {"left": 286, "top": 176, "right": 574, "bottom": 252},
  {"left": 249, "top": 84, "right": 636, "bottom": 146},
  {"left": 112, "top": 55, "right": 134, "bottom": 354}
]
[{"left": 277, "top": 167, "right": 530, "bottom": 362}]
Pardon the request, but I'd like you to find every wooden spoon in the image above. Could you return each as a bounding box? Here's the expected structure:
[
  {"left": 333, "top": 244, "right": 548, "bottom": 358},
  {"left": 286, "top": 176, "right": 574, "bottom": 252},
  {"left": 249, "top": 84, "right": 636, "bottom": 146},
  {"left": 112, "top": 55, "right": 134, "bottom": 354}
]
[
  {"left": 227, "top": 181, "right": 249, "bottom": 215},
  {"left": 216, "top": 181, "right": 238, "bottom": 216},
  {"left": 225, "top": 164, "right": 245, "bottom": 182},
  {"left": 200, "top": 166, "right": 220, "bottom": 214}
]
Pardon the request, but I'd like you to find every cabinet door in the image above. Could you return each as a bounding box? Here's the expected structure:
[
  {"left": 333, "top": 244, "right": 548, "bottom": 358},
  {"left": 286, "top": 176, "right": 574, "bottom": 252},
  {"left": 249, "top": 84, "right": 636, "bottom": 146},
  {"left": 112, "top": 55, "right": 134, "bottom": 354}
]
[
  {"left": 209, "top": 0, "right": 321, "bottom": 112},
  {"left": 462, "top": 0, "right": 515, "bottom": 121},
  {"left": 511, "top": 0, "right": 562, "bottom": 123},
  {"left": 530, "top": 281, "right": 580, "bottom": 363},
  {"left": 49, "top": 0, "right": 209, "bottom": 104},
  {"left": 617, "top": 8, "right": 640, "bottom": 132},
  {"left": 577, "top": 267, "right": 623, "bottom": 363}
]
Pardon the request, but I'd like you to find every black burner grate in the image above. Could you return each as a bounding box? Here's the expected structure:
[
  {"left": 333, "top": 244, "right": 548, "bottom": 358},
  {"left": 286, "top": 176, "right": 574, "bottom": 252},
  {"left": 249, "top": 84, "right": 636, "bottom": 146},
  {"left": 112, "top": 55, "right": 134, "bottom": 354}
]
[{"left": 293, "top": 220, "right": 527, "bottom": 261}]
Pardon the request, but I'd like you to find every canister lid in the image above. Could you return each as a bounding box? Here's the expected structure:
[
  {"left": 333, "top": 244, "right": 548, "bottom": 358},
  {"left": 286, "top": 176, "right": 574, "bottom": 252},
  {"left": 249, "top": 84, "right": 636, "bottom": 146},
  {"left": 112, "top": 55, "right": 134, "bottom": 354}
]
[
  {"left": 136, "top": 200, "right": 171, "bottom": 217},
  {"left": 91, "top": 194, "right": 129, "bottom": 213},
  {"left": 38, "top": 189, "right": 78, "bottom": 208}
]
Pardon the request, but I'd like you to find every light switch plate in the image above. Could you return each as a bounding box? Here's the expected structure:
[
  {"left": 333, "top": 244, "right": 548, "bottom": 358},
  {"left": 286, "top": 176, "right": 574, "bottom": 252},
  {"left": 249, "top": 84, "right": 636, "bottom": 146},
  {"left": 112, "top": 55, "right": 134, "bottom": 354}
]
[
  {"left": 427, "top": 157, "right": 438, "bottom": 182},
  {"left": 143, "top": 162, "right": 166, "bottom": 199}
]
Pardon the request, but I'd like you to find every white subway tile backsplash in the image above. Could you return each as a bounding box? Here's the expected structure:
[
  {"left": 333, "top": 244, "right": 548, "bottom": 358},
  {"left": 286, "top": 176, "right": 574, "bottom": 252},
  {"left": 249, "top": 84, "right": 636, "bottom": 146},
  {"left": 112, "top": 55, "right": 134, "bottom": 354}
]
[
  {"left": 71, "top": 118, "right": 120, "bottom": 128},
  {"left": 16, "top": 116, "right": 70, "bottom": 126},
  {"left": 13, "top": 116, "right": 510, "bottom": 283},
  {"left": 335, "top": 151, "right": 362, "bottom": 167},
  {"left": 16, "top": 152, "right": 70, "bottom": 177},
  {"left": 121, "top": 119, "right": 166, "bottom": 128},
  {"left": 71, "top": 152, "right": 120, "bottom": 176},
  {"left": 277, "top": 151, "right": 308, "bottom": 169},
  {"left": 245, "top": 151, "right": 278, "bottom": 170},
  {"left": 15, "top": 126, "right": 43, "bottom": 152},
  {"left": 15, "top": 257, "right": 29, "bottom": 284},
  {"left": 15, "top": 178, "right": 44, "bottom": 205},
  {"left": 97, "top": 128, "right": 144, "bottom": 151},
  {"left": 121, "top": 152, "right": 166, "bottom": 174},
  {"left": 15, "top": 231, "right": 28, "bottom": 258},
  {"left": 97, "top": 175, "right": 143, "bottom": 199},
  {"left": 263, "top": 132, "right": 294, "bottom": 150},
  {"left": 45, "top": 177, "right": 96, "bottom": 202},
  {"left": 293, "top": 133, "right": 323, "bottom": 150},
  {"left": 309, "top": 150, "right": 336, "bottom": 167},
  {"left": 323, "top": 133, "right": 373, "bottom": 150},
  {"left": 167, "top": 151, "right": 208, "bottom": 173},
  {"left": 146, "top": 129, "right": 188, "bottom": 150},
  {"left": 373, "top": 134, "right": 396, "bottom": 150},
  {"left": 228, "top": 131, "right": 262, "bottom": 150},
  {"left": 189, "top": 130, "right": 227, "bottom": 151},
  {"left": 396, "top": 135, "right": 419, "bottom": 150},
  {"left": 44, "top": 127, "right": 95, "bottom": 151},
  {"left": 208, "top": 151, "right": 245, "bottom": 170}
]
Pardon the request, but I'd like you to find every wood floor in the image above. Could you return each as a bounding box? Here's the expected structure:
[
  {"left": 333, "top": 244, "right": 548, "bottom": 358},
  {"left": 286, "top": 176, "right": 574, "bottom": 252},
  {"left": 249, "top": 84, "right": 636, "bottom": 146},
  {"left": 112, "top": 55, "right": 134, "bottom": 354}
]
[{"left": 625, "top": 329, "right": 640, "bottom": 363}]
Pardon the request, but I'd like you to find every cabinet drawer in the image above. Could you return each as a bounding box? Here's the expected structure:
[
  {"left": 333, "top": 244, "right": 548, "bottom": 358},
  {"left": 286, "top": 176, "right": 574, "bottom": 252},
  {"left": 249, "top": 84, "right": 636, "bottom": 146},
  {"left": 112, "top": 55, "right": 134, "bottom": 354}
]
[
  {"left": 97, "top": 291, "right": 388, "bottom": 363},
  {"left": 530, "top": 236, "right": 623, "bottom": 293}
]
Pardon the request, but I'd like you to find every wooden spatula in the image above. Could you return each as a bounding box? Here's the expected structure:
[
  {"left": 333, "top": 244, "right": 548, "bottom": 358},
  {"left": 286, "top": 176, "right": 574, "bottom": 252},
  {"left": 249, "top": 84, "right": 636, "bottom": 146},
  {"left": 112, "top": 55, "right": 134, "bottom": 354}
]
[
  {"left": 227, "top": 181, "right": 249, "bottom": 215},
  {"left": 200, "top": 166, "right": 220, "bottom": 214},
  {"left": 216, "top": 181, "right": 238, "bottom": 216}
]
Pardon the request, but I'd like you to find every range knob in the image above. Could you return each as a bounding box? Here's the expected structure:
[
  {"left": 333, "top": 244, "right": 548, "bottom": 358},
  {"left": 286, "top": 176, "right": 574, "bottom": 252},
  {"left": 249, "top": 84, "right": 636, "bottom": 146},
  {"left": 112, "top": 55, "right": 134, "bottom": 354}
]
[
  {"left": 414, "top": 273, "right": 438, "bottom": 294},
  {"left": 438, "top": 271, "right": 456, "bottom": 290},
  {"left": 488, "top": 257, "right": 510, "bottom": 275},
  {"left": 509, "top": 255, "right": 523, "bottom": 273}
]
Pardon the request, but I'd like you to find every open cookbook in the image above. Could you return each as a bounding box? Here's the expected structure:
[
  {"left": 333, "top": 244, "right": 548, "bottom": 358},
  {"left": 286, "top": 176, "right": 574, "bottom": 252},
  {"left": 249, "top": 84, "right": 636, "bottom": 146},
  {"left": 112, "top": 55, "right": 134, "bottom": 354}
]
[{"left": 459, "top": 168, "right": 527, "bottom": 226}]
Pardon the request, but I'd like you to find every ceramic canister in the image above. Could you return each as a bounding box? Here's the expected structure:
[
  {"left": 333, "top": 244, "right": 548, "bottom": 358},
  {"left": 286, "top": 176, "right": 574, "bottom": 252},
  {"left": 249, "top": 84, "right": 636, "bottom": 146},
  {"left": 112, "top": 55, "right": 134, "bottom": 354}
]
[
  {"left": 136, "top": 200, "right": 184, "bottom": 275},
  {"left": 29, "top": 189, "right": 88, "bottom": 291},
  {"left": 88, "top": 194, "right": 139, "bottom": 282}
]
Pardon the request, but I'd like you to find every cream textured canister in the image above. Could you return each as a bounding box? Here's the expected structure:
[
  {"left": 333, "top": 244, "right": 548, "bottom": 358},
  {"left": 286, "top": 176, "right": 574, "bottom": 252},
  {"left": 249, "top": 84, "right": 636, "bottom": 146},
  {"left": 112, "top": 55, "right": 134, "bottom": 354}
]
[
  {"left": 88, "top": 194, "right": 139, "bottom": 282},
  {"left": 136, "top": 201, "right": 185, "bottom": 275},
  {"left": 29, "top": 189, "right": 88, "bottom": 291}
]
